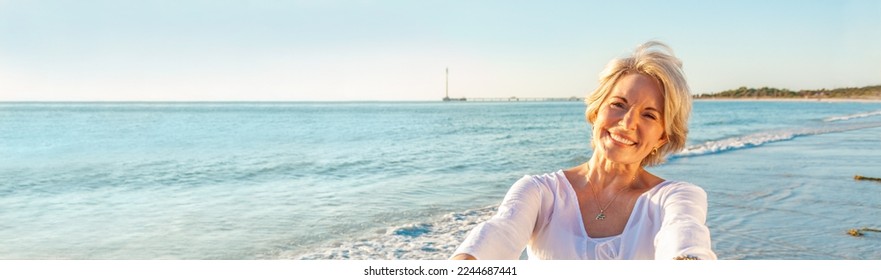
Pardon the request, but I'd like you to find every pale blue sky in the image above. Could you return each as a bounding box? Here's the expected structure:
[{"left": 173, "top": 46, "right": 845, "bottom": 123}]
[{"left": 1, "top": 0, "right": 879, "bottom": 101}]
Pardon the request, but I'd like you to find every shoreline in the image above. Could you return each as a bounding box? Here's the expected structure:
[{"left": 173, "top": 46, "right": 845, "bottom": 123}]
[{"left": 694, "top": 97, "right": 881, "bottom": 103}]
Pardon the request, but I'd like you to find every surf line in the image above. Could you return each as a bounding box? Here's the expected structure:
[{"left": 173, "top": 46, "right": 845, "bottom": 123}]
[
  {"left": 672, "top": 121, "right": 881, "bottom": 159},
  {"left": 824, "top": 110, "right": 881, "bottom": 122}
]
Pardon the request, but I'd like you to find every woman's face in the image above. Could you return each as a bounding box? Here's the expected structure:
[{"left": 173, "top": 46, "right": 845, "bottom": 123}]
[{"left": 592, "top": 73, "right": 668, "bottom": 165}]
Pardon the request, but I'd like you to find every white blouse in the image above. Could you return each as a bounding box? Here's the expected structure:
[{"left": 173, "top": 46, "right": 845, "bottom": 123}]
[{"left": 453, "top": 170, "right": 717, "bottom": 260}]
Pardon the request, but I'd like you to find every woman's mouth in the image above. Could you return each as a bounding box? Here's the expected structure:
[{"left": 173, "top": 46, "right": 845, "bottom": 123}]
[{"left": 608, "top": 131, "right": 637, "bottom": 146}]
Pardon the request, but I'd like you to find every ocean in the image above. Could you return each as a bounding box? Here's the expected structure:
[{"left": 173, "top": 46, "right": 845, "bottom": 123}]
[{"left": 1, "top": 101, "right": 880, "bottom": 260}]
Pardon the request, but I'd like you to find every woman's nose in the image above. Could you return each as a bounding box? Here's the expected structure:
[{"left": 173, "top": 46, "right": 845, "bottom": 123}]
[{"left": 619, "top": 109, "right": 638, "bottom": 130}]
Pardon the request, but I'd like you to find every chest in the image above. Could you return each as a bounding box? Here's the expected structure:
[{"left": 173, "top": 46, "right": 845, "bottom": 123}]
[{"left": 572, "top": 188, "right": 642, "bottom": 238}]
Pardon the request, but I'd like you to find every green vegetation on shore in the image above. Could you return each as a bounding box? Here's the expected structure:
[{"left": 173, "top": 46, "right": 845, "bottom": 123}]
[{"left": 695, "top": 85, "right": 881, "bottom": 100}]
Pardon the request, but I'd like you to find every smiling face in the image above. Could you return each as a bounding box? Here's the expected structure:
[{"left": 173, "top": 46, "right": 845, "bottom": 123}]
[{"left": 591, "top": 73, "right": 668, "bottom": 165}]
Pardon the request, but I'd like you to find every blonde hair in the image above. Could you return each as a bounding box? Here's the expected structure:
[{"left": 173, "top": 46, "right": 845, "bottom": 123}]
[{"left": 584, "top": 41, "right": 692, "bottom": 166}]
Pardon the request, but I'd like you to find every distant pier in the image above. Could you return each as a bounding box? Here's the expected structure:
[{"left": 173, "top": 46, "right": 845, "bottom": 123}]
[
  {"left": 442, "top": 68, "right": 585, "bottom": 102},
  {"left": 452, "top": 97, "right": 584, "bottom": 102}
]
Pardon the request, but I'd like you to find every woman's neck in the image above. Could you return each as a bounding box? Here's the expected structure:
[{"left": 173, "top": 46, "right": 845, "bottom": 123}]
[{"left": 585, "top": 155, "right": 644, "bottom": 192}]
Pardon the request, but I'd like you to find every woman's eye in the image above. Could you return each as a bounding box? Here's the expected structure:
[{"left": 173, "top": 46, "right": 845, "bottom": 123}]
[
  {"left": 644, "top": 114, "right": 658, "bottom": 120},
  {"left": 611, "top": 102, "right": 625, "bottom": 108}
]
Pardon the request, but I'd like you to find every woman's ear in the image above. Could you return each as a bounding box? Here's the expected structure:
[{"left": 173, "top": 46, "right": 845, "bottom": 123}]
[{"left": 658, "top": 134, "right": 668, "bottom": 147}]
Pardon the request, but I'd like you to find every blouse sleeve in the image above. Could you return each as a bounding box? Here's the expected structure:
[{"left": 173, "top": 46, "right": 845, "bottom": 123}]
[
  {"left": 452, "top": 175, "right": 544, "bottom": 260},
  {"left": 653, "top": 183, "right": 717, "bottom": 260}
]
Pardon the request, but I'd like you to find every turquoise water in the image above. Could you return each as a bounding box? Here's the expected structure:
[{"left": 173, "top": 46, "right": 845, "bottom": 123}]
[{"left": 1, "top": 101, "right": 880, "bottom": 259}]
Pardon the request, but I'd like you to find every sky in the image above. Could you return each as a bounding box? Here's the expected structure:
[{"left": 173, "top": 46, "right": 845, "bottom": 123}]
[{"left": 1, "top": 0, "right": 879, "bottom": 101}]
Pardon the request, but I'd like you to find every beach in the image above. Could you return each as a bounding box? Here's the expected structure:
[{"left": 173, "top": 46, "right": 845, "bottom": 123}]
[
  {"left": 696, "top": 97, "right": 881, "bottom": 103},
  {"left": 1, "top": 100, "right": 880, "bottom": 259}
]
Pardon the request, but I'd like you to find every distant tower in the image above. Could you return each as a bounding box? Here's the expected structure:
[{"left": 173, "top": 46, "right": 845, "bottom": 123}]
[
  {"left": 443, "top": 67, "right": 465, "bottom": 102},
  {"left": 445, "top": 67, "right": 449, "bottom": 100}
]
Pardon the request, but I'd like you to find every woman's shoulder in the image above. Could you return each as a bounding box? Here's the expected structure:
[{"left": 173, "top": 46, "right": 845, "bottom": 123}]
[
  {"left": 508, "top": 170, "right": 569, "bottom": 194},
  {"left": 658, "top": 180, "right": 704, "bottom": 191},
  {"left": 647, "top": 181, "right": 707, "bottom": 207},
  {"left": 649, "top": 180, "right": 707, "bottom": 196},
  {"left": 515, "top": 170, "right": 568, "bottom": 187}
]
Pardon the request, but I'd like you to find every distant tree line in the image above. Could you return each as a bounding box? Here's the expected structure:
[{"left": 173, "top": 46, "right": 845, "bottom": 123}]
[{"left": 695, "top": 85, "right": 881, "bottom": 99}]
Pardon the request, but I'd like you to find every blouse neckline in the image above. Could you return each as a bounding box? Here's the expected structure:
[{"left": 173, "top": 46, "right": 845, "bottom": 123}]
[{"left": 556, "top": 170, "right": 671, "bottom": 242}]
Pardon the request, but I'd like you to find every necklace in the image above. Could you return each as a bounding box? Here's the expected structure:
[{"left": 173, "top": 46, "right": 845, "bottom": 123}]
[{"left": 588, "top": 175, "right": 639, "bottom": 221}]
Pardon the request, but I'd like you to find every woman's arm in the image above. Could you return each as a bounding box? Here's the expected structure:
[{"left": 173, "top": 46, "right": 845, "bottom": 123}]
[
  {"left": 653, "top": 183, "right": 717, "bottom": 260},
  {"left": 449, "top": 175, "right": 545, "bottom": 260}
]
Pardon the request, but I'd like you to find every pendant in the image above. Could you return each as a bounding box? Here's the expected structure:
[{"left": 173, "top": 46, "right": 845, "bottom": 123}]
[{"left": 595, "top": 212, "right": 606, "bottom": 220}]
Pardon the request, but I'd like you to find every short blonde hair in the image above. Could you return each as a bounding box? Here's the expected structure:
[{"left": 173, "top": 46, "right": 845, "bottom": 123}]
[{"left": 584, "top": 41, "right": 692, "bottom": 166}]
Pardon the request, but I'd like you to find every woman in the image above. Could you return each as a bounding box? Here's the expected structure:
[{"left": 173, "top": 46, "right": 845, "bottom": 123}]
[{"left": 450, "top": 41, "right": 716, "bottom": 260}]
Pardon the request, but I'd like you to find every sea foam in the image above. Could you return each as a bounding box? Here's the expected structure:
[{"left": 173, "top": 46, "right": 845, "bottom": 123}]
[
  {"left": 824, "top": 110, "right": 881, "bottom": 122},
  {"left": 290, "top": 206, "right": 496, "bottom": 260},
  {"left": 674, "top": 122, "right": 881, "bottom": 158}
]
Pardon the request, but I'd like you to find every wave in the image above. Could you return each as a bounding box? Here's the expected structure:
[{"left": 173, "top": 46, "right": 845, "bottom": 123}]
[
  {"left": 674, "top": 122, "right": 881, "bottom": 158},
  {"left": 289, "top": 206, "right": 497, "bottom": 260},
  {"left": 824, "top": 110, "right": 881, "bottom": 122}
]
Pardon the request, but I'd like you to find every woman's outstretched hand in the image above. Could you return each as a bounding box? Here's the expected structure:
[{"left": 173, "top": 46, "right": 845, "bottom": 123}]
[{"left": 449, "top": 253, "right": 477, "bottom": 260}]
